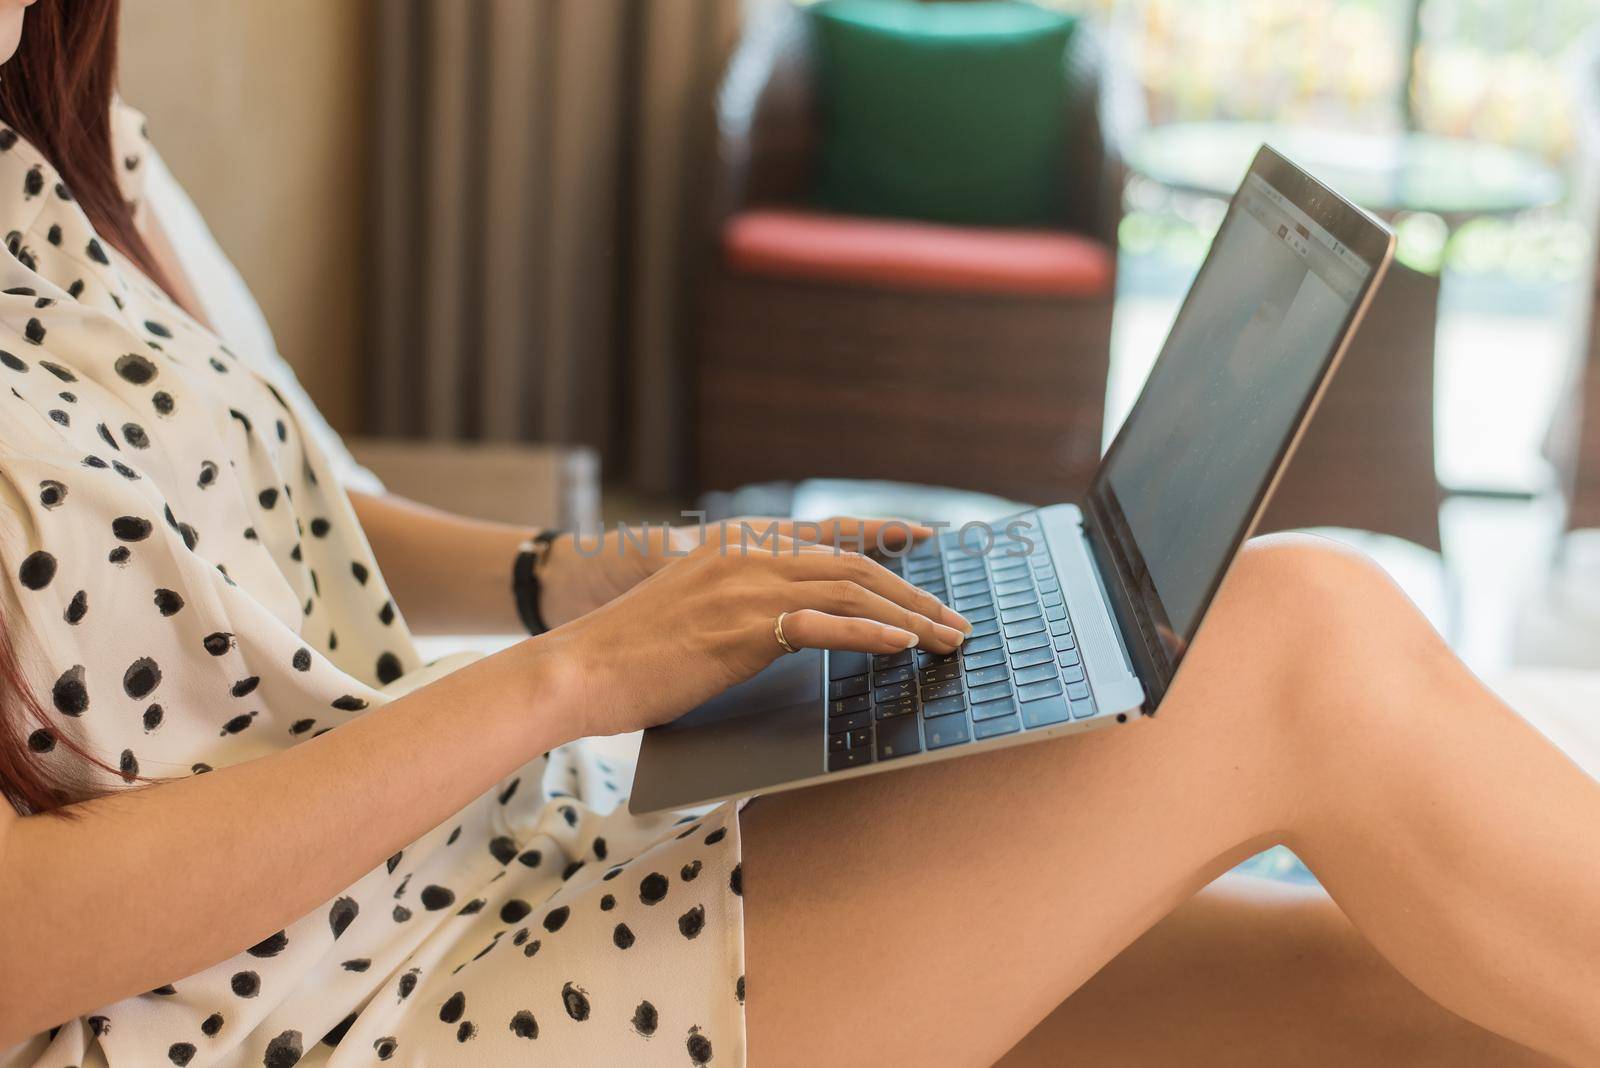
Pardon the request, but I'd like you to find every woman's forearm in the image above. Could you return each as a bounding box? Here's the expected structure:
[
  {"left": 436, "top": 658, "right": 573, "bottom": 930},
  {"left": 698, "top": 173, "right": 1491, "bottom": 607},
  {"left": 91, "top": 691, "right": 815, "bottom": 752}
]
[
  {"left": 0, "top": 638, "right": 579, "bottom": 1046},
  {"left": 349, "top": 490, "right": 529, "bottom": 635}
]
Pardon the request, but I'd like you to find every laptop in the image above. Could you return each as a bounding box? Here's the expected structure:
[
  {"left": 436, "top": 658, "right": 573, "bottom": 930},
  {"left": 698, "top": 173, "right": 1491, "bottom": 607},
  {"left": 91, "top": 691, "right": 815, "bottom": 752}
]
[{"left": 629, "top": 146, "right": 1394, "bottom": 815}]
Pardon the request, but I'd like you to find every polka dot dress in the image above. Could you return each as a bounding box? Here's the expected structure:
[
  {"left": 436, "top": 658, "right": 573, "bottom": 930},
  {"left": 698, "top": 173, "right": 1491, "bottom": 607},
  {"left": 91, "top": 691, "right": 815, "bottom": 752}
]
[{"left": 0, "top": 103, "right": 746, "bottom": 1067}]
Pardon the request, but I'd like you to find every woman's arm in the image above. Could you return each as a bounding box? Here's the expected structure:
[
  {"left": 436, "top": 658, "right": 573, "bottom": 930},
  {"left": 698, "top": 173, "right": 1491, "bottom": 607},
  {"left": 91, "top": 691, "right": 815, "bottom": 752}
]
[
  {"left": 0, "top": 639, "right": 575, "bottom": 1045},
  {"left": 350, "top": 490, "right": 932, "bottom": 636},
  {"left": 0, "top": 539, "right": 966, "bottom": 1045},
  {"left": 348, "top": 490, "right": 527, "bottom": 635}
]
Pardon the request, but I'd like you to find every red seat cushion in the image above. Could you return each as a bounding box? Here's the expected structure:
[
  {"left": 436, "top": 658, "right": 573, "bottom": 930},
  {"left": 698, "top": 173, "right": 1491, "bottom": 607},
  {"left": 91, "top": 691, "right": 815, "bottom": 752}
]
[{"left": 723, "top": 209, "right": 1113, "bottom": 298}]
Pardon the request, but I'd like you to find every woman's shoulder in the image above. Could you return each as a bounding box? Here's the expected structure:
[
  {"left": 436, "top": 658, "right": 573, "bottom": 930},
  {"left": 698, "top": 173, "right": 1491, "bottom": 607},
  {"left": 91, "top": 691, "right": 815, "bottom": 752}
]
[
  {"left": 0, "top": 97, "right": 155, "bottom": 242},
  {"left": 109, "top": 97, "right": 155, "bottom": 215}
]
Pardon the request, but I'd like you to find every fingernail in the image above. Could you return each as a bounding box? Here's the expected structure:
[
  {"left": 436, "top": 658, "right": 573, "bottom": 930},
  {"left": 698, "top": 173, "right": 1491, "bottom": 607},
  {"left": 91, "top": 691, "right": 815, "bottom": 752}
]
[
  {"left": 941, "top": 607, "right": 972, "bottom": 633},
  {"left": 887, "top": 628, "right": 918, "bottom": 648},
  {"left": 932, "top": 622, "right": 965, "bottom": 646}
]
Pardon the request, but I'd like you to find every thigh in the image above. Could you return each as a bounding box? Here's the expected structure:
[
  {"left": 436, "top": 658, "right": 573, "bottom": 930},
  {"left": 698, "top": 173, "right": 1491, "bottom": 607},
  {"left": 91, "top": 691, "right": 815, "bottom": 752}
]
[
  {"left": 998, "top": 874, "right": 1563, "bottom": 1068},
  {"left": 738, "top": 693, "right": 1291, "bottom": 1066}
]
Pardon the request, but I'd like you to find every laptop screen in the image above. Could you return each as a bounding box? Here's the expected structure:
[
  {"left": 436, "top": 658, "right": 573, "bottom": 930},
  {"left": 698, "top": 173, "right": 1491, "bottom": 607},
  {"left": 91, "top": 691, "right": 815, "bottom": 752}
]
[{"left": 1093, "top": 152, "right": 1388, "bottom": 668}]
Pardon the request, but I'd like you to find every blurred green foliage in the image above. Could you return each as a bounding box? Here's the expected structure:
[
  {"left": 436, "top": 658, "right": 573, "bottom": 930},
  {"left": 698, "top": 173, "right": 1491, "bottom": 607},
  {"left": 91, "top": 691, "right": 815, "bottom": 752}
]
[{"left": 1051, "top": 0, "right": 1600, "bottom": 283}]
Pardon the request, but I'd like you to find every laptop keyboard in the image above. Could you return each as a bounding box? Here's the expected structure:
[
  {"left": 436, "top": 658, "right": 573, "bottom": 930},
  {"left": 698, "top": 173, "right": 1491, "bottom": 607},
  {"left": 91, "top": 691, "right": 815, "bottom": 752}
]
[{"left": 825, "top": 520, "right": 1099, "bottom": 772}]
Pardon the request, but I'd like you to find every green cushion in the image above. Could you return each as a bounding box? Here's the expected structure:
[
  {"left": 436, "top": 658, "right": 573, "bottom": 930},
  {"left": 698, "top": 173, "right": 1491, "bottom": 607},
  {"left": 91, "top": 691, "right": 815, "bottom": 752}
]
[{"left": 809, "top": 0, "right": 1077, "bottom": 228}]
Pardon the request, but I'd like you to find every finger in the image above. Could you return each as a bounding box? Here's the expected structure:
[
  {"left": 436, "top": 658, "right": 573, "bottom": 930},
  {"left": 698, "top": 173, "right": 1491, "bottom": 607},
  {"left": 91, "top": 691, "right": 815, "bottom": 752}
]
[
  {"left": 774, "top": 609, "right": 919, "bottom": 654},
  {"left": 771, "top": 550, "right": 971, "bottom": 634},
  {"left": 711, "top": 528, "right": 808, "bottom": 556},
  {"left": 789, "top": 579, "right": 965, "bottom": 652},
  {"left": 808, "top": 516, "right": 934, "bottom": 551}
]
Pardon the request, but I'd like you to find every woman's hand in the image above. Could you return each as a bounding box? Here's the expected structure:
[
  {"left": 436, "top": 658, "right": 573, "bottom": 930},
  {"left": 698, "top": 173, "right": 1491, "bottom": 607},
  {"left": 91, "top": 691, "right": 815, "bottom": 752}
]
[
  {"left": 540, "top": 537, "right": 970, "bottom": 738},
  {"left": 538, "top": 516, "right": 931, "bottom": 628}
]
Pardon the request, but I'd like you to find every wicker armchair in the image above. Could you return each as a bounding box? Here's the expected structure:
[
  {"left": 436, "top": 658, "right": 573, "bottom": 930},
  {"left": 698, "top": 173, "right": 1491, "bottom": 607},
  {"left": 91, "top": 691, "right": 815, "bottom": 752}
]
[
  {"left": 695, "top": 3, "right": 1132, "bottom": 505},
  {"left": 1257, "top": 261, "right": 1444, "bottom": 550}
]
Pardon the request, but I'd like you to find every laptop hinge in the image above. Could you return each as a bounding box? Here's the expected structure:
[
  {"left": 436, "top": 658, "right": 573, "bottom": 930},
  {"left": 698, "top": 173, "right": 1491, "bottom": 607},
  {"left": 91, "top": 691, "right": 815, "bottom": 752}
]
[{"left": 1082, "top": 506, "right": 1171, "bottom": 714}]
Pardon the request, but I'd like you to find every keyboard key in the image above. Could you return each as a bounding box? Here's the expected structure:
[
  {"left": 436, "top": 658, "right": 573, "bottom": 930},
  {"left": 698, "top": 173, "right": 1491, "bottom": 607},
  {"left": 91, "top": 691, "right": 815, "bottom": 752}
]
[
  {"left": 1049, "top": 617, "right": 1072, "bottom": 636},
  {"left": 1007, "top": 632, "right": 1050, "bottom": 654},
  {"left": 1045, "top": 604, "right": 1067, "bottom": 622},
  {"left": 1014, "top": 662, "right": 1060, "bottom": 686},
  {"left": 920, "top": 662, "right": 961, "bottom": 685},
  {"left": 875, "top": 696, "right": 917, "bottom": 720},
  {"left": 918, "top": 649, "right": 960, "bottom": 669},
  {"left": 876, "top": 714, "right": 922, "bottom": 760},
  {"left": 922, "top": 678, "right": 963, "bottom": 702},
  {"left": 1035, "top": 577, "right": 1060, "bottom": 594},
  {"left": 1003, "top": 617, "right": 1046, "bottom": 640},
  {"left": 963, "top": 604, "right": 997, "bottom": 624},
  {"left": 1053, "top": 632, "right": 1077, "bottom": 652},
  {"left": 951, "top": 580, "right": 989, "bottom": 601},
  {"left": 963, "top": 647, "right": 1006, "bottom": 670},
  {"left": 828, "top": 731, "right": 850, "bottom": 752},
  {"left": 963, "top": 634, "right": 1003, "bottom": 655},
  {"left": 921, "top": 694, "right": 966, "bottom": 719},
  {"left": 990, "top": 561, "right": 1028, "bottom": 581},
  {"left": 873, "top": 650, "right": 914, "bottom": 671},
  {"left": 1020, "top": 695, "right": 1071, "bottom": 728},
  {"left": 968, "top": 619, "right": 1001, "bottom": 640},
  {"left": 1057, "top": 647, "right": 1082, "bottom": 668},
  {"left": 997, "top": 590, "right": 1036, "bottom": 610},
  {"left": 829, "top": 694, "right": 870, "bottom": 718},
  {"left": 1000, "top": 602, "right": 1042, "bottom": 624},
  {"left": 1070, "top": 698, "right": 1098, "bottom": 720},
  {"left": 874, "top": 680, "right": 916, "bottom": 704},
  {"left": 968, "top": 680, "right": 1013, "bottom": 705},
  {"left": 993, "top": 577, "right": 1034, "bottom": 598},
  {"left": 1017, "top": 677, "right": 1064, "bottom": 702},
  {"left": 1041, "top": 590, "right": 1065, "bottom": 609},
  {"left": 953, "top": 593, "right": 994, "bottom": 612},
  {"left": 965, "top": 663, "right": 1010, "bottom": 688},
  {"left": 1060, "top": 663, "right": 1086, "bottom": 684},
  {"left": 971, "top": 695, "right": 1017, "bottom": 721},
  {"left": 828, "top": 675, "right": 868, "bottom": 700},
  {"left": 828, "top": 747, "right": 872, "bottom": 772},
  {"left": 847, "top": 727, "right": 872, "bottom": 749},
  {"left": 1066, "top": 681, "right": 1091, "bottom": 701},
  {"left": 829, "top": 652, "right": 870, "bottom": 681},
  {"left": 1010, "top": 646, "right": 1054, "bottom": 669},
  {"left": 874, "top": 664, "right": 914, "bottom": 687},
  {"left": 924, "top": 716, "right": 971, "bottom": 749},
  {"left": 974, "top": 714, "right": 1020, "bottom": 740},
  {"left": 832, "top": 710, "right": 872, "bottom": 733},
  {"left": 947, "top": 556, "right": 985, "bottom": 576}
]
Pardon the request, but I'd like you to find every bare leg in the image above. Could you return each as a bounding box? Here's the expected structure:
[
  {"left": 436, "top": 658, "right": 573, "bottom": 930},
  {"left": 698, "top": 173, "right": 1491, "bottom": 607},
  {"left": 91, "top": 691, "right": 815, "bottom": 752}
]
[
  {"left": 740, "top": 535, "right": 1600, "bottom": 1066},
  {"left": 999, "top": 874, "right": 1562, "bottom": 1068}
]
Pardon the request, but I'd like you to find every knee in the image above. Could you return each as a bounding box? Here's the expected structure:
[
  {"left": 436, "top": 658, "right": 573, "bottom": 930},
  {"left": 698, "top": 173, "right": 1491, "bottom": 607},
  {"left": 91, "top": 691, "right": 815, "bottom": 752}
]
[
  {"left": 1217, "top": 533, "right": 1403, "bottom": 641},
  {"left": 1199, "top": 533, "right": 1428, "bottom": 717}
]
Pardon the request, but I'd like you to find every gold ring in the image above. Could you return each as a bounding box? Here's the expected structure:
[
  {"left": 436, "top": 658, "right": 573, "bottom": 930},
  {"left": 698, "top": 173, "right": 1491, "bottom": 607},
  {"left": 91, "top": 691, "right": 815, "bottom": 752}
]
[{"left": 773, "top": 611, "right": 798, "bottom": 655}]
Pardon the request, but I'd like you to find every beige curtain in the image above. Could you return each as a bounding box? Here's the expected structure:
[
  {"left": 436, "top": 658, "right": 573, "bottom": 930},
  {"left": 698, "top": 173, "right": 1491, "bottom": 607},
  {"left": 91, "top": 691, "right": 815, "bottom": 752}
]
[{"left": 370, "top": 0, "right": 743, "bottom": 493}]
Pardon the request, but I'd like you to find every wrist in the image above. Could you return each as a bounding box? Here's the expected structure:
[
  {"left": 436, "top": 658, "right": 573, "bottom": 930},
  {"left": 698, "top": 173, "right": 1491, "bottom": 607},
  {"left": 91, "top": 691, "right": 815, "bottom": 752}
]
[
  {"left": 498, "top": 629, "right": 594, "bottom": 745},
  {"left": 536, "top": 534, "right": 590, "bottom": 629}
]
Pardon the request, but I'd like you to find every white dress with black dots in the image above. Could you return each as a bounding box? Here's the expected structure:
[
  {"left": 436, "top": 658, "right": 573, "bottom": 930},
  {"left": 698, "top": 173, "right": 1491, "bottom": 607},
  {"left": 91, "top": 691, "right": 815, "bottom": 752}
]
[{"left": 0, "top": 103, "right": 746, "bottom": 1068}]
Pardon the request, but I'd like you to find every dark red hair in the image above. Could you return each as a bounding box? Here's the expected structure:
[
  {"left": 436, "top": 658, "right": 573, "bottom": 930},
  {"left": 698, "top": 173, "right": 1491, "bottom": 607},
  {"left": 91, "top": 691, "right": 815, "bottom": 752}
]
[
  {"left": 0, "top": 0, "right": 175, "bottom": 295},
  {"left": 0, "top": 0, "right": 162, "bottom": 813}
]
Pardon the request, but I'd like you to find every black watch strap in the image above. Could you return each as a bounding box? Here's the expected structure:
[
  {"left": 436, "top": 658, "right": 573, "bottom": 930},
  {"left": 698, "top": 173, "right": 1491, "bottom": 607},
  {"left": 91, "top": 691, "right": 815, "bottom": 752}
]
[{"left": 512, "top": 530, "right": 561, "bottom": 636}]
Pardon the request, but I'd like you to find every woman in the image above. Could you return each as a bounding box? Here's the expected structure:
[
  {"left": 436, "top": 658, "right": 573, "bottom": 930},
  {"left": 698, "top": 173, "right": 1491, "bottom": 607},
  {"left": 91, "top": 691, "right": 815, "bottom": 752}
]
[{"left": 0, "top": 2, "right": 1595, "bottom": 1065}]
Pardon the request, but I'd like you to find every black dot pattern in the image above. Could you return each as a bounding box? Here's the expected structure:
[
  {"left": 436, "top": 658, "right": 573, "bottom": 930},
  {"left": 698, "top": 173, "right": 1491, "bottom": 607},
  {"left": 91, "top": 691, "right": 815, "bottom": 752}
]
[{"left": 0, "top": 107, "right": 739, "bottom": 1064}]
